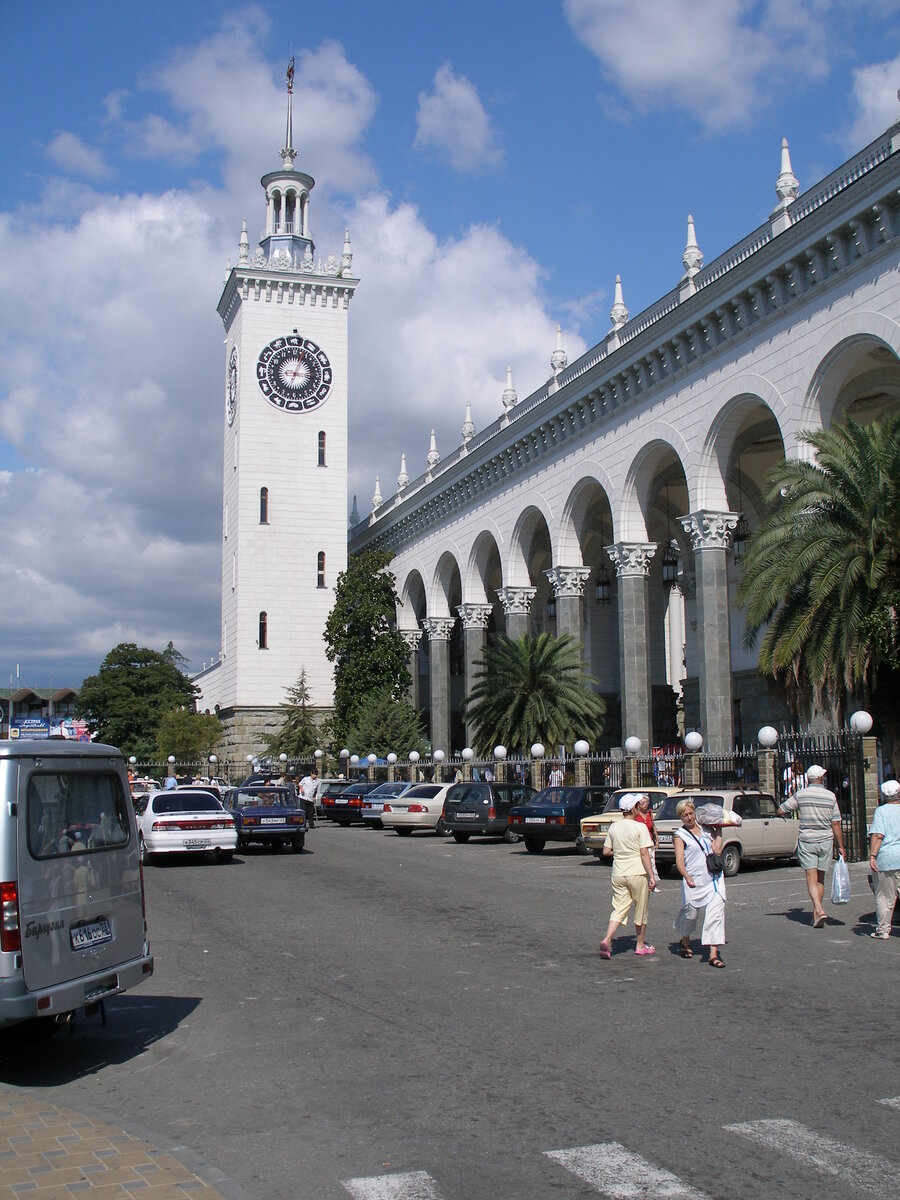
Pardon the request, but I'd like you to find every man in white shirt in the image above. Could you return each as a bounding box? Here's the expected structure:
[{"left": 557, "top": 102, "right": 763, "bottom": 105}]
[{"left": 299, "top": 769, "right": 318, "bottom": 828}]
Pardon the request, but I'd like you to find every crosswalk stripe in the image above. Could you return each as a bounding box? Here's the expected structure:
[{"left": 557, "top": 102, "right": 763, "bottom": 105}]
[
  {"left": 545, "top": 1143, "right": 711, "bottom": 1198},
  {"left": 724, "top": 1119, "right": 900, "bottom": 1194},
  {"left": 341, "top": 1171, "right": 444, "bottom": 1200},
  {"left": 878, "top": 1097, "right": 900, "bottom": 1110}
]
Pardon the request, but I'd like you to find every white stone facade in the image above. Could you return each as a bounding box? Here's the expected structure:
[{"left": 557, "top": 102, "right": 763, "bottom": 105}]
[{"left": 349, "top": 124, "right": 900, "bottom": 754}]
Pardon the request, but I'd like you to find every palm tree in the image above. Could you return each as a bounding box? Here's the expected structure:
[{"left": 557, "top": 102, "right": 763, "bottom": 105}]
[
  {"left": 465, "top": 632, "right": 606, "bottom": 755},
  {"left": 735, "top": 413, "right": 900, "bottom": 717}
]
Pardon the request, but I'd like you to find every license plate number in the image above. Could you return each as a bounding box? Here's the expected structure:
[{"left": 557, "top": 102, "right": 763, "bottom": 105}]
[
  {"left": 525, "top": 817, "right": 546, "bottom": 823},
  {"left": 261, "top": 817, "right": 283, "bottom": 825},
  {"left": 184, "top": 838, "right": 210, "bottom": 848},
  {"left": 455, "top": 812, "right": 476, "bottom": 819},
  {"left": 71, "top": 919, "right": 112, "bottom": 950},
  {"left": 335, "top": 798, "right": 348, "bottom": 805},
  {"left": 658, "top": 833, "right": 673, "bottom": 845}
]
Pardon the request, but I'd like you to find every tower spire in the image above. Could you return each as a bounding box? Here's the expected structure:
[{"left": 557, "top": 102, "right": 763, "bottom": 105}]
[{"left": 281, "top": 57, "right": 297, "bottom": 170}]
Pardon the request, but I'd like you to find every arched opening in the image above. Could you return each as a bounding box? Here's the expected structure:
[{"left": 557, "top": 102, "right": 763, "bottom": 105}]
[
  {"left": 259, "top": 487, "right": 269, "bottom": 524},
  {"left": 258, "top": 611, "right": 268, "bottom": 650},
  {"left": 317, "top": 551, "right": 326, "bottom": 589},
  {"left": 318, "top": 431, "right": 326, "bottom": 467}
]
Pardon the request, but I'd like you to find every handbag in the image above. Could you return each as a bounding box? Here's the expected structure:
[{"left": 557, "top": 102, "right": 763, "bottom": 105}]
[
  {"left": 706, "top": 850, "right": 726, "bottom": 875},
  {"left": 831, "top": 854, "right": 850, "bottom": 904}
]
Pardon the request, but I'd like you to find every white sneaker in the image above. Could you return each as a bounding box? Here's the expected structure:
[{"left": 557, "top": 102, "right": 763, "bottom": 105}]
[{"left": 870, "top": 931, "right": 890, "bottom": 939}]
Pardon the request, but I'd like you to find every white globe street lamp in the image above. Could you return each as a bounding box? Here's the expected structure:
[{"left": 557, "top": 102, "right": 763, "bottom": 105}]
[
  {"left": 574, "top": 740, "right": 590, "bottom": 756},
  {"left": 530, "top": 743, "right": 545, "bottom": 758},
  {"left": 314, "top": 748, "right": 323, "bottom": 762},
  {"left": 167, "top": 755, "right": 176, "bottom": 765},
  {"left": 757, "top": 726, "right": 779, "bottom": 749},
  {"left": 128, "top": 755, "right": 137, "bottom": 766},
  {"left": 433, "top": 750, "right": 445, "bottom": 763},
  {"left": 461, "top": 747, "right": 474, "bottom": 762},
  {"left": 849, "top": 710, "right": 874, "bottom": 735},
  {"left": 684, "top": 731, "right": 703, "bottom": 752},
  {"left": 367, "top": 753, "right": 377, "bottom": 766},
  {"left": 409, "top": 751, "right": 420, "bottom": 764},
  {"left": 350, "top": 754, "right": 359, "bottom": 767},
  {"left": 624, "top": 736, "right": 641, "bottom": 755},
  {"left": 493, "top": 745, "right": 507, "bottom": 760},
  {"left": 387, "top": 753, "right": 397, "bottom": 765},
  {"left": 279, "top": 753, "right": 287, "bottom": 765}
]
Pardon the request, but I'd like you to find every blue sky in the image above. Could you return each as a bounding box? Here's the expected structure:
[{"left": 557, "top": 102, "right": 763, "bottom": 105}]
[{"left": 1, "top": 0, "right": 899, "bottom": 689}]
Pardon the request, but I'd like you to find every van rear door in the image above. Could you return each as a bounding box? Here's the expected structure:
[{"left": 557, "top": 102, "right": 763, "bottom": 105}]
[{"left": 17, "top": 762, "right": 146, "bottom": 993}]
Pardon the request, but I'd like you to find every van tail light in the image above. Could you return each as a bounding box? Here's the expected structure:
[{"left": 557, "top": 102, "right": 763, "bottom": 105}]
[
  {"left": 1, "top": 881, "right": 21, "bottom": 953},
  {"left": 488, "top": 806, "right": 496, "bottom": 820}
]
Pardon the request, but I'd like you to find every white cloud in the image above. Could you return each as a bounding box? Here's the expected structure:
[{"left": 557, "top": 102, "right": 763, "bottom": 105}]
[
  {"left": 414, "top": 63, "right": 503, "bottom": 170},
  {"left": 564, "top": 0, "right": 830, "bottom": 131},
  {"left": 45, "top": 132, "right": 110, "bottom": 180},
  {"left": 844, "top": 51, "right": 900, "bottom": 150}
]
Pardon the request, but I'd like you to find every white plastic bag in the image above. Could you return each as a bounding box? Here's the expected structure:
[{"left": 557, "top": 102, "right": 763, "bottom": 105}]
[{"left": 831, "top": 854, "right": 850, "bottom": 905}]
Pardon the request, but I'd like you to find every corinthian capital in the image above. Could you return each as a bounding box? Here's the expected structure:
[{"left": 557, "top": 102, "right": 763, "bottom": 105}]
[
  {"left": 399, "top": 628, "right": 422, "bottom": 652},
  {"left": 421, "top": 617, "right": 456, "bottom": 641},
  {"left": 544, "top": 566, "right": 591, "bottom": 599},
  {"left": 605, "top": 542, "right": 657, "bottom": 578},
  {"left": 495, "top": 586, "right": 537, "bottom": 616},
  {"left": 457, "top": 603, "right": 493, "bottom": 630},
  {"left": 679, "top": 510, "right": 739, "bottom": 551}
]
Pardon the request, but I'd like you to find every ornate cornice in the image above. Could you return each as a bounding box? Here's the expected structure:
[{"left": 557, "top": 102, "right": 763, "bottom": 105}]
[
  {"left": 457, "top": 603, "right": 493, "bottom": 630},
  {"left": 544, "top": 566, "right": 591, "bottom": 598},
  {"left": 679, "top": 510, "right": 739, "bottom": 551},
  {"left": 495, "top": 586, "right": 537, "bottom": 615},
  {"left": 421, "top": 617, "right": 456, "bottom": 641},
  {"left": 606, "top": 543, "right": 657, "bottom": 578}
]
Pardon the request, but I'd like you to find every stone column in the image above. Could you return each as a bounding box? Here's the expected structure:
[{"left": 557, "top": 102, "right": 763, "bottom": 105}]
[
  {"left": 457, "top": 603, "right": 493, "bottom": 747},
  {"left": 680, "top": 511, "right": 739, "bottom": 754},
  {"left": 495, "top": 586, "right": 536, "bottom": 640},
  {"left": 606, "top": 542, "right": 656, "bottom": 753},
  {"left": 544, "top": 566, "right": 590, "bottom": 651},
  {"left": 421, "top": 617, "right": 455, "bottom": 756},
  {"left": 399, "top": 628, "right": 422, "bottom": 711}
]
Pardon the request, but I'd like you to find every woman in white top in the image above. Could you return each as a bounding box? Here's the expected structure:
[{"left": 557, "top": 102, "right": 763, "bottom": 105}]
[{"left": 673, "top": 798, "right": 726, "bottom": 967}]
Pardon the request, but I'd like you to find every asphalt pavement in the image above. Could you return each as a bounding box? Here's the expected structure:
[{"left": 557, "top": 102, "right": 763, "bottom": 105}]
[{"left": 0, "top": 824, "right": 897, "bottom": 1200}]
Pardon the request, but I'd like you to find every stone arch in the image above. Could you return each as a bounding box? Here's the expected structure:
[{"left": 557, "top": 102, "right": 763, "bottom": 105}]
[
  {"left": 397, "top": 565, "right": 427, "bottom": 627},
  {"left": 429, "top": 547, "right": 464, "bottom": 617},
  {"left": 619, "top": 427, "right": 692, "bottom": 542},
  {"left": 698, "top": 379, "right": 789, "bottom": 512},
  {"left": 465, "top": 524, "right": 504, "bottom": 604},
  {"left": 801, "top": 314, "right": 900, "bottom": 436},
  {"left": 507, "top": 497, "right": 554, "bottom": 586},
  {"left": 557, "top": 464, "right": 619, "bottom": 563}
]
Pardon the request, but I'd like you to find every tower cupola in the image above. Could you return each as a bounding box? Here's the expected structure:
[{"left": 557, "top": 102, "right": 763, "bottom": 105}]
[{"left": 258, "top": 59, "right": 316, "bottom": 269}]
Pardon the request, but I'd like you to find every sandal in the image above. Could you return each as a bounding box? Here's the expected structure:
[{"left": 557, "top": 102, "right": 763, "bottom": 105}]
[
  {"left": 599, "top": 940, "right": 611, "bottom": 960},
  {"left": 679, "top": 945, "right": 693, "bottom": 959},
  {"left": 813, "top": 914, "right": 826, "bottom": 928},
  {"left": 708, "top": 956, "right": 726, "bottom": 968}
]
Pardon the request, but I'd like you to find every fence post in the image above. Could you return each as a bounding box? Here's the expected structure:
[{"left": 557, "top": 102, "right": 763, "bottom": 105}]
[
  {"left": 624, "top": 755, "right": 640, "bottom": 788},
  {"left": 862, "top": 735, "right": 881, "bottom": 825},
  {"left": 683, "top": 752, "right": 702, "bottom": 787},
  {"left": 757, "top": 748, "right": 777, "bottom": 798},
  {"left": 575, "top": 755, "right": 588, "bottom": 786}
]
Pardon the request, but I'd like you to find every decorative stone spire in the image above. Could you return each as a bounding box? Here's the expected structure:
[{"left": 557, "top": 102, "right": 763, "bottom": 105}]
[
  {"left": 224, "top": 259, "right": 231, "bottom": 284},
  {"left": 461, "top": 399, "right": 475, "bottom": 445},
  {"left": 501, "top": 364, "right": 517, "bottom": 414},
  {"left": 238, "top": 219, "right": 250, "bottom": 264},
  {"left": 775, "top": 137, "right": 799, "bottom": 208},
  {"left": 397, "top": 453, "right": 409, "bottom": 491},
  {"left": 349, "top": 494, "right": 360, "bottom": 526},
  {"left": 371, "top": 476, "right": 383, "bottom": 512},
  {"left": 610, "top": 275, "right": 629, "bottom": 329},
  {"left": 550, "top": 324, "right": 568, "bottom": 376},
  {"left": 682, "top": 214, "right": 703, "bottom": 278},
  {"left": 426, "top": 429, "right": 440, "bottom": 471},
  {"left": 280, "top": 58, "right": 297, "bottom": 170},
  {"left": 341, "top": 228, "right": 353, "bottom": 275}
]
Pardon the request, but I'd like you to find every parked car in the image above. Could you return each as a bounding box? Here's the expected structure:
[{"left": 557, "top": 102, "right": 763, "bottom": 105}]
[
  {"left": 361, "top": 781, "right": 417, "bottom": 829},
  {"left": 580, "top": 787, "right": 687, "bottom": 856},
  {"left": 441, "top": 780, "right": 537, "bottom": 842},
  {"left": 222, "top": 785, "right": 307, "bottom": 853},
  {"left": 313, "top": 778, "right": 351, "bottom": 818},
  {"left": 653, "top": 789, "right": 798, "bottom": 876},
  {"left": 381, "top": 783, "right": 453, "bottom": 835},
  {"left": 138, "top": 788, "right": 237, "bottom": 864},
  {"left": 508, "top": 785, "right": 611, "bottom": 853},
  {"left": 322, "top": 781, "right": 379, "bottom": 825}
]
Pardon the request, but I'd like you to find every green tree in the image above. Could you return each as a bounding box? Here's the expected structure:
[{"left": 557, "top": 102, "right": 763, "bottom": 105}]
[
  {"left": 465, "top": 632, "right": 606, "bottom": 755},
  {"left": 345, "top": 689, "right": 427, "bottom": 759},
  {"left": 735, "top": 414, "right": 900, "bottom": 720},
  {"left": 324, "top": 548, "right": 411, "bottom": 743},
  {"left": 156, "top": 708, "right": 223, "bottom": 763},
  {"left": 77, "top": 642, "right": 199, "bottom": 759},
  {"left": 263, "top": 670, "right": 322, "bottom": 759}
]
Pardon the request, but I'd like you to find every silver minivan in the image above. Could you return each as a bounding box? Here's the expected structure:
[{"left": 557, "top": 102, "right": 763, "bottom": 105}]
[{"left": 0, "top": 739, "right": 153, "bottom": 1029}]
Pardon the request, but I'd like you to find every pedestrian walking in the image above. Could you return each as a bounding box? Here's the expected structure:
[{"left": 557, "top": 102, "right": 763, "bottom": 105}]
[
  {"left": 673, "top": 799, "right": 727, "bottom": 967},
  {"left": 299, "top": 768, "right": 319, "bottom": 828},
  {"left": 634, "top": 792, "right": 661, "bottom": 890},
  {"left": 777, "top": 763, "right": 846, "bottom": 927},
  {"left": 868, "top": 779, "right": 900, "bottom": 940},
  {"left": 599, "top": 793, "right": 657, "bottom": 958}
]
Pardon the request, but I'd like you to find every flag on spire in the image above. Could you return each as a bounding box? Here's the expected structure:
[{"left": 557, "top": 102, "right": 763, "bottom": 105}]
[{"left": 286, "top": 56, "right": 295, "bottom": 94}]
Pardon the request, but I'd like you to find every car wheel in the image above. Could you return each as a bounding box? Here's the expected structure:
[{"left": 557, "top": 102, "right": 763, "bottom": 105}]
[
  {"left": 436, "top": 817, "right": 450, "bottom": 836},
  {"left": 291, "top": 834, "right": 305, "bottom": 853},
  {"left": 525, "top": 837, "right": 546, "bottom": 854},
  {"left": 216, "top": 849, "right": 234, "bottom": 863},
  {"left": 395, "top": 826, "right": 413, "bottom": 837},
  {"left": 574, "top": 835, "right": 591, "bottom": 855},
  {"left": 139, "top": 835, "right": 153, "bottom": 865},
  {"left": 452, "top": 832, "right": 470, "bottom": 844},
  {"left": 503, "top": 827, "right": 522, "bottom": 844},
  {"left": 722, "top": 843, "right": 742, "bottom": 877}
]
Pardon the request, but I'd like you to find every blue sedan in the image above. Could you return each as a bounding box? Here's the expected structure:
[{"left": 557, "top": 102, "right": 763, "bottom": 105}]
[{"left": 507, "top": 786, "right": 611, "bottom": 854}]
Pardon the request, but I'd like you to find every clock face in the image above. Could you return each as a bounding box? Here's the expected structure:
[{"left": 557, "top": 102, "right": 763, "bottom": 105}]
[
  {"left": 256, "top": 333, "right": 333, "bottom": 412},
  {"left": 226, "top": 346, "right": 238, "bottom": 425}
]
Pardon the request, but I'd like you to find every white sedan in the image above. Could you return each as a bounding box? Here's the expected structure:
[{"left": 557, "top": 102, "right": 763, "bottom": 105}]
[
  {"left": 138, "top": 788, "right": 237, "bottom": 864},
  {"left": 381, "top": 783, "right": 453, "bottom": 836}
]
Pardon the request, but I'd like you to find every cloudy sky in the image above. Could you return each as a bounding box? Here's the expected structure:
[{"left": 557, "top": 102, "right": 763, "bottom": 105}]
[{"left": 2, "top": 0, "right": 899, "bottom": 689}]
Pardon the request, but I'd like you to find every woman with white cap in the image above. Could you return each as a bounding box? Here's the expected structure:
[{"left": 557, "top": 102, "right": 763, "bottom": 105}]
[
  {"left": 777, "top": 763, "right": 847, "bottom": 927},
  {"left": 599, "top": 793, "right": 657, "bottom": 958},
  {"left": 673, "top": 798, "right": 727, "bottom": 967},
  {"left": 868, "top": 779, "right": 900, "bottom": 939}
]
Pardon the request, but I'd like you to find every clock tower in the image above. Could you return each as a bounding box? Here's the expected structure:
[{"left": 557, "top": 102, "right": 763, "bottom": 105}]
[{"left": 196, "top": 64, "right": 358, "bottom": 754}]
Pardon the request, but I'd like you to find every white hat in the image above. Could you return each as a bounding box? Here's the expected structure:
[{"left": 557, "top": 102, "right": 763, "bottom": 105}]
[
  {"left": 806, "top": 764, "right": 827, "bottom": 779},
  {"left": 881, "top": 779, "right": 900, "bottom": 798},
  {"left": 618, "top": 793, "right": 641, "bottom": 812}
]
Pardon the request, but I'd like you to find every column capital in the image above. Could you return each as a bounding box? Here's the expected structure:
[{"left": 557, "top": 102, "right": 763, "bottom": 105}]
[
  {"left": 399, "top": 628, "right": 422, "bottom": 651},
  {"left": 421, "top": 616, "right": 456, "bottom": 641},
  {"left": 679, "top": 510, "right": 739, "bottom": 551},
  {"left": 495, "top": 586, "right": 537, "bottom": 615},
  {"left": 544, "top": 566, "right": 591, "bottom": 598},
  {"left": 457, "top": 603, "right": 493, "bottom": 630},
  {"left": 605, "top": 542, "right": 657, "bottom": 577}
]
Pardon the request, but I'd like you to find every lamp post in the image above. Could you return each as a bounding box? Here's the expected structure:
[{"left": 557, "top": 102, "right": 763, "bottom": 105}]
[
  {"left": 530, "top": 742, "right": 545, "bottom": 790},
  {"left": 409, "top": 749, "right": 420, "bottom": 783},
  {"left": 493, "top": 744, "right": 507, "bottom": 783},
  {"left": 350, "top": 754, "right": 360, "bottom": 778},
  {"left": 208, "top": 754, "right": 217, "bottom": 782},
  {"left": 167, "top": 753, "right": 176, "bottom": 782},
  {"left": 339, "top": 748, "right": 349, "bottom": 779},
  {"left": 849, "top": 710, "right": 879, "bottom": 824},
  {"left": 367, "top": 752, "right": 377, "bottom": 782},
  {"left": 386, "top": 751, "right": 397, "bottom": 782},
  {"left": 279, "top": 752, "right": 288, "bottom": 781},
  {"left": 314, "top": 747, "right": 324, "bottom": 776},
  {"left": 624, "top": 735, "right": 641, "bottom": 788},
  {"left": 757, "top": 724, "right": 778, "bottom": 797},
  {"left": 432, "top": 749, "right": 445, "bottom": 782},
  {"left": 461, "top": 746, "right": 474, "bottom": 781},
  {"left": 574, "top": 738, "right": 590, "bottom": 786},
  {"left": 683, "top": 731, "right": 703, "bottom": 787}
]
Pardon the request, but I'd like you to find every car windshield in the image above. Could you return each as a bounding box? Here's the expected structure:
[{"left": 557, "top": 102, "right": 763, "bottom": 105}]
[
  {"left": 603, "top": 790, "right": 670, "bottom": 814},
  {"left": 153, "top": 794, "right": 223, "bottom": 814}
]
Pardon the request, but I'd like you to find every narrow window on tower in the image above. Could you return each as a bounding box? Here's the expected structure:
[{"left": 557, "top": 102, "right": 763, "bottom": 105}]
[
  {"left": 318, "top": 431, "right": 326, "bottom": 467},
  {"left": 224, "top": 501, "right": 228, "bottom": 540},
  {"left": 258, "top": 611, "right": 268, "bottom": 649},
  {"left": 317, "top": 552, "right": 326, "bottom": 588},
  {"left": 260, "top": 487, "right": 269, "bottom": 524}
]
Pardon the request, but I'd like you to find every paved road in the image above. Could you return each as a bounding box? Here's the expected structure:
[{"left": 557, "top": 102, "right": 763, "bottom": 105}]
[{"left": 1, "top": 824, "right": 897, "bottom": 1199}]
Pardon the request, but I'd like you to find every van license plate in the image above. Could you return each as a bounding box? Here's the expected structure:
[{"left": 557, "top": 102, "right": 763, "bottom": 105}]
[{"left": 71, "top": 919, "right": 112, "bottom": 950}]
